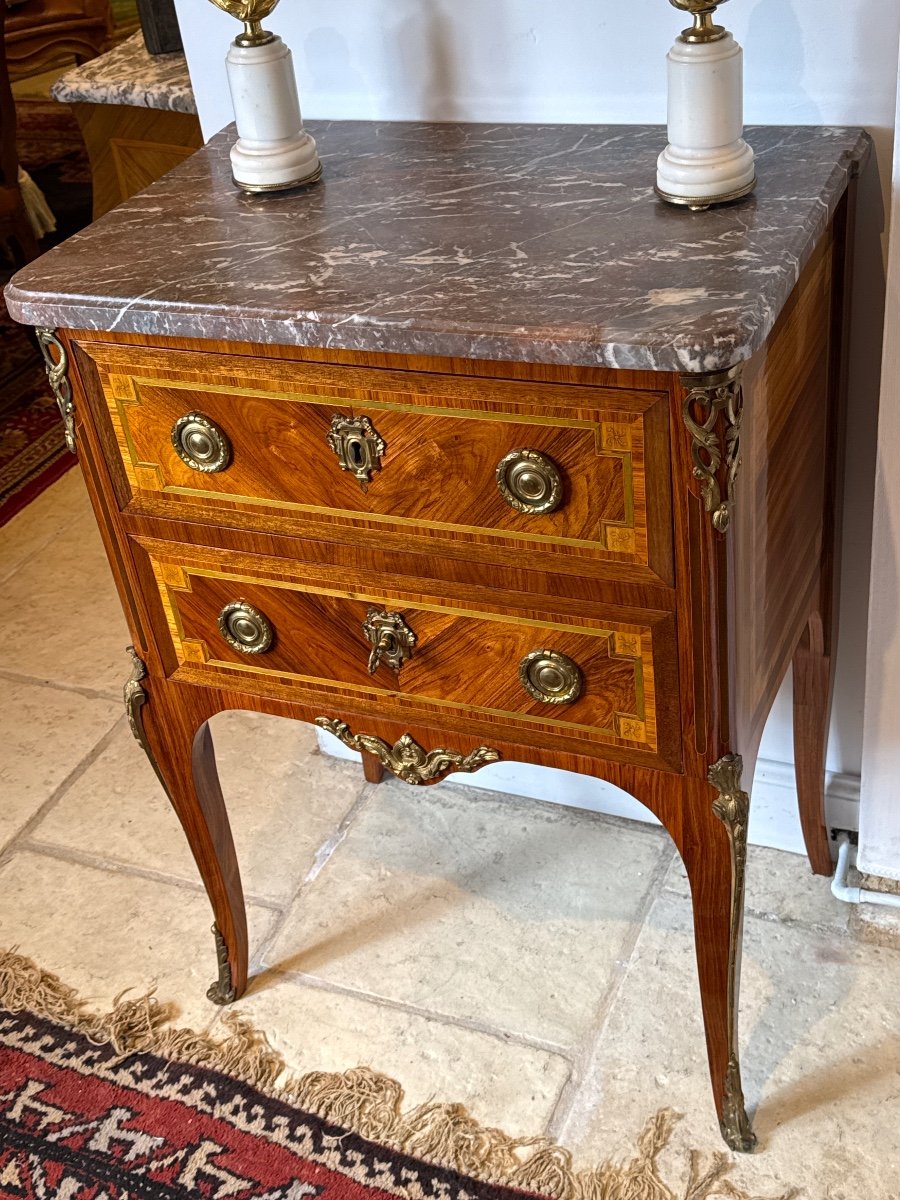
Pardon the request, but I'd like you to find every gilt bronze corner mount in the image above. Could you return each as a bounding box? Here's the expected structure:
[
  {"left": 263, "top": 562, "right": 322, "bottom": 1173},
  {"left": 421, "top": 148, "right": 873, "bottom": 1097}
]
[
  {"left": 123, "top": 647, "right": 171, "bottom": 799},
  {"left": 36, "top": 327, "right": 76, "bottom": 454},
  {"left": 681, "top": 364, "right": 744, "bottom": 534}
]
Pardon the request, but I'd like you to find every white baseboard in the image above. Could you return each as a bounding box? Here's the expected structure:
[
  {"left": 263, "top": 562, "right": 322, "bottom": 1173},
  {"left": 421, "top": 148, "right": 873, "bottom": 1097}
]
[{"left": 316, "top": 728, "right": 860, "bottom": 857}]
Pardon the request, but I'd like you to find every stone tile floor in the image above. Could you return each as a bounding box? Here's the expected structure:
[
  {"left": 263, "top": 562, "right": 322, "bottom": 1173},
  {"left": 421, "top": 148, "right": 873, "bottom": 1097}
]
[{"left": 1, "top": 470, "right": 899, "bottom": 1198}]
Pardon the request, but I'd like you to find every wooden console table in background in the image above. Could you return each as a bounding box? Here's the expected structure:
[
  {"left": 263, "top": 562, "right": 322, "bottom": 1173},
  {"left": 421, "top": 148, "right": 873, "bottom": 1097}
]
[
  {"left": 4, "top": 122, "right": 870, "bottom": 1151},
  {"left": 52, "top": 32, "right": 201, "bottom": 219}
]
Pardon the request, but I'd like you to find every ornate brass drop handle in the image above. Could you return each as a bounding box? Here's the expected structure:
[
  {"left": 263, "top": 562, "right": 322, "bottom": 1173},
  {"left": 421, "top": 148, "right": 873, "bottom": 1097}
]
[
  {"left": 363, "top": 608, "right": 417, "bottom": 674},
  {"left": 218, "top": 601, "right": 274, "bottom": 654},
  {"left": 172, "top": 412, "right": 232, "bottom": 473},
  {"left": 519, "top": 649, "right": 583, "bottom": 704},
  {"left": 496, "top": 448, "right": 563, "bottom": 514}
]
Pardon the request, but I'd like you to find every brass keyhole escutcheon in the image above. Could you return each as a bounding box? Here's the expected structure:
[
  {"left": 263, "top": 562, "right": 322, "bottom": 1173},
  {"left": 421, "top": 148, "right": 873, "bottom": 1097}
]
[
  {"left": 519, "top": 649, "right": 583, "bottom": 704},
  {"left": 172, "top": 412, "right": 232, "bottom": 473},
  {"left": 218, "top": 601, "right": 274, "bottom": 654},
  {"left": 363, "top": 608, "right": 417, "bottom": 674},
  {"left": 496, "top": 448, "right": 563, "bottom": 514},
  {"left": 326, "top": 414, "right": 386, "bottom": 491}
]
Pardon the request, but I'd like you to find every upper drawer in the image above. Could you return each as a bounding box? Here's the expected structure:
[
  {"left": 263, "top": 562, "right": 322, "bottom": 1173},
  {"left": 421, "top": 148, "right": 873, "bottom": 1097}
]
[{"left": 85, "top": 343, "right": 674, "bottom": 586}]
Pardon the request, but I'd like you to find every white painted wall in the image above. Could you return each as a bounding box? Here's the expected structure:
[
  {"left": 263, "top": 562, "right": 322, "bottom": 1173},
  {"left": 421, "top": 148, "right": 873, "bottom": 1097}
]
[
  {"left": 174, "top": 0, "right": 899, "bottom": 856},
  {"left": 860, "top": 60, "right": 900, "bottom": 882}
]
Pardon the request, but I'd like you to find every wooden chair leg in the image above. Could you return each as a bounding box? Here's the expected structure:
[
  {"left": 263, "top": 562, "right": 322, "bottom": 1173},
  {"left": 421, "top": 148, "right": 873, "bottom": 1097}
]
[
  {"left": 361, "top": 749, "right": 385, "bottom": 783},
  {"left": 123, "top": 648, "right": 248, "bottom": 1002},
  {"left": 676, "top": 761, "right": 756, "bottom": 1152},
  {"left": 792, "top": 611, "right": 835, "bottom": 875}
]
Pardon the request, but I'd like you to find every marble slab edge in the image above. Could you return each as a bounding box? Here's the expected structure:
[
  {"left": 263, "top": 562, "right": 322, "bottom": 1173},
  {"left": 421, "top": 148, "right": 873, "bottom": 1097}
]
[
  {"left": 4, "top": 128, "right": 871, "bottom": 376},
  {"left": 51, "top": 32, "right": 197, "bottom": 115}
]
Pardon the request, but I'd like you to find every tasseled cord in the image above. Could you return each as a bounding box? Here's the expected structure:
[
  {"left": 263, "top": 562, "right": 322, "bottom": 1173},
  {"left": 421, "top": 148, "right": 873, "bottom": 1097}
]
[
  {"left": 16, "top": 168, "right": 56, "bottom": 239},
  {"left": 0, "top": 949, "right": 796, "bottom": 1200}
]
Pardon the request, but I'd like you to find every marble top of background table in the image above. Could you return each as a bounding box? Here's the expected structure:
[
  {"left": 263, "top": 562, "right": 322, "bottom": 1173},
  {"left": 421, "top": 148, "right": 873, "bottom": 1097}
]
[
  {"left": 5, "top": 122, "right": 869, "bottom": 373},
  {"left": 51, "top": 32, "right": 196, "bottom": 114}
]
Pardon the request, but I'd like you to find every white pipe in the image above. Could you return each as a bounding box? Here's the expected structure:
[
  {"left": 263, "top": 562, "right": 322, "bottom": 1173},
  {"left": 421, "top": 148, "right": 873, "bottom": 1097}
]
[{"left": 831, "top": 833, "right": 900, "bottom": 908}]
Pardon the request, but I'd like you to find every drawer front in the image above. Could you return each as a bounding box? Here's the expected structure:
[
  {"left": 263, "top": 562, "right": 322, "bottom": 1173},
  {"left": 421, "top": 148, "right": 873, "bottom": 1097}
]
[
  {"left": 87, "top": 344, "right": 674, "bottom": 586},
  {"left": 140, "top": 539, "right": 681, "bottom": 770}
]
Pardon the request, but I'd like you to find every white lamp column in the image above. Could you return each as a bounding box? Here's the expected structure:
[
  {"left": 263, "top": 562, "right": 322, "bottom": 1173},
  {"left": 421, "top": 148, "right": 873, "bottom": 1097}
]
[
  {"left": 656, "top": 0, "right": 755, "bottom": 210},
  {"left": 208, "top": 0, "right": 321, "bottom": 194}
]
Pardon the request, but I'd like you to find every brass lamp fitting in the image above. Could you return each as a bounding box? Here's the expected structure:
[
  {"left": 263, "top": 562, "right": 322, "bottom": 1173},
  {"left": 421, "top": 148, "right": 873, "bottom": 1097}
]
[
  {"left": 207, "top": 0, "right": 279, "bottom": 46},
  {"left": 668, "top": 0, "right": 730, "bottom": 43}
]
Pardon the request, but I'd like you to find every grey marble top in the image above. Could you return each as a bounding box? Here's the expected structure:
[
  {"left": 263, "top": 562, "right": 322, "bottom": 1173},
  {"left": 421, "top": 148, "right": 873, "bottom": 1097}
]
[
  {"left": 6, "top": 122, "right": 869, "bottom": 374},
  {"left": 51, "top": 32, "right": 196, "bottom": 114}
]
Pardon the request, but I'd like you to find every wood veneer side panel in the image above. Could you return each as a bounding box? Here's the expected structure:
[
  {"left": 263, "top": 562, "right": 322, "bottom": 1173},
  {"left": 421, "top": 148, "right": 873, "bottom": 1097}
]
[
  {"left": 60, "top": 333, "right": 151, "bottom": 658},
  {"left": 72, "top": 102, "right": 202, "bottom": 221},
  {"left": 668, "top": 371, "right": 716, "bottom": 779},
  {"left": 728, "top": 226, "right": 837, "bottom": 768}
]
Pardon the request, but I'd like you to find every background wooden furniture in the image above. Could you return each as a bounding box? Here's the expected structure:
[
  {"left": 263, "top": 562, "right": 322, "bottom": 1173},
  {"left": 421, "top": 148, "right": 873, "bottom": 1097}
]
[
  {"left": 4, "top": 120, "right": 870, "bottom": 1153},
  {"left": 52, "top": 31, "right": 200, "bottom": 219},
  {"left": 0, "top": 0, "right": 38, "bottom": 265},
  {"left": 4, "top": 0, "right": 111, "bottom": 81},
  {"left": 74, "top": 101, "right": 201, "bottom": 218}
]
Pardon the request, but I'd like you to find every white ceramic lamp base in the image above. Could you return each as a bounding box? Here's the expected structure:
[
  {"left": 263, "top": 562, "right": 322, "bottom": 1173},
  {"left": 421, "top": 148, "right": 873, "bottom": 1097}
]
[
  {"left": 656, "top": 32, "right": 755, "bottom": 210},
  {"left": 225, "top": 36, "right": 321, "bottom": 193}
]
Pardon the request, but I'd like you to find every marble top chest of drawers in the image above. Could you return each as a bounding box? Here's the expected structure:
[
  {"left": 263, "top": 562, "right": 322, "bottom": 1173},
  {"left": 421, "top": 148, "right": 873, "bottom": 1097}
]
[{"left": 6, "top": 121, "right": 870, "bottom": 1152}]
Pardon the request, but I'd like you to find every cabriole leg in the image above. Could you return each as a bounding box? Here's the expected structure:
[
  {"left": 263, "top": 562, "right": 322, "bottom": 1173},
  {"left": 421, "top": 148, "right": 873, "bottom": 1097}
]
[
  {"left": 792, "top": 611, "right": 835, "bottom": 875},
  {"left": 123, "top": 647, "right": 248, "bottom": 1003}
]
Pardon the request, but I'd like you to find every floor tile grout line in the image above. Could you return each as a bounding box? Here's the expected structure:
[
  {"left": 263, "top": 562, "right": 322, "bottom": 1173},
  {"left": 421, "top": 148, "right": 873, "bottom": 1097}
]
[
  {"left": 232, "top": 962, "right": 576, "bottom": 1062},
  {"left": 542, "top": 839, "right": 679, "bottom": 1144},
  {"left": 658, "top": 881, "right": 854, "bottom": 939},
  {"left": 15, "top": 838, "right": 284, "bottom": 913},
  {"left": 0, "top": 666, "right": 121, "bottom": 705},
  {"left": 0, "top": 714, "right": 128, "bottom": 867},
  {"left": 250, "top": 779, "right": 376, "bottom": 973}
]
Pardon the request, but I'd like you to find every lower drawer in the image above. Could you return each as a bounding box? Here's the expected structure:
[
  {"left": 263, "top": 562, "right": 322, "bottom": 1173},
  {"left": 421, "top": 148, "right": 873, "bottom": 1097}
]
[{"left": 137, "top": 537, "right": 681, "bottom": 770}]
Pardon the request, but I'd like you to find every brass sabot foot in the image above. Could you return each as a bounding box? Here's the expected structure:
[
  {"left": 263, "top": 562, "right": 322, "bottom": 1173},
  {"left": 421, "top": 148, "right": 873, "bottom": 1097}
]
[{"left": 207, "top": 923, "right": 238, "bottom": 1005}]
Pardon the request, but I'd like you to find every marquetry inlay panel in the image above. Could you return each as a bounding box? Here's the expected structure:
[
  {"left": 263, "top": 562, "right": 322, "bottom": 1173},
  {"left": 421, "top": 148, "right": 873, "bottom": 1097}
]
[
  {"left": 144, "top": 541, "right": 679, "bottom": 765},
  {"left": 88, "top": 344, "right": 674, "bottom": 586}
]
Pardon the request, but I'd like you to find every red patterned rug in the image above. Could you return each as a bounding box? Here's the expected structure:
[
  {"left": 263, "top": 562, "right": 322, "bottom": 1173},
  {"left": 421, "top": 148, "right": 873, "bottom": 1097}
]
[
  {"left": 0, "top": 102, "right": 92, "bottom": 527},
  {"left": 0, "top": 951, "right": 792, "bottom": 1200}
]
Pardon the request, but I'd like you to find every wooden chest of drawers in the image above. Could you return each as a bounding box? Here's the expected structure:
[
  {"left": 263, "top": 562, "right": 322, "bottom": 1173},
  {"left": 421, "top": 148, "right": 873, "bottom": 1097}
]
[{"left": 6, "top": 120, "right": 870, "bottom": 1152}]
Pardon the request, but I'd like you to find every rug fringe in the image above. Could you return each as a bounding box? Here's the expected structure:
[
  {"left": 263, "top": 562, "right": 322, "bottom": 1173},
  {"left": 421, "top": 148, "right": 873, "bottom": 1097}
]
[{"left": 0, "top": 949, "right": 797, "bottom": 1200}]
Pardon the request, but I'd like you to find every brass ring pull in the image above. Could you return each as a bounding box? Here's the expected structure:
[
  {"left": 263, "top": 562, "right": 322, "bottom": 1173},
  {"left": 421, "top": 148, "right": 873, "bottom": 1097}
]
[
  {"left": 363, "top": 608, "right": 417, "bottom": 674},
  {"left": 519, "top": 649, "right": 583, "bottom": 704},
  {"left": 218, "top": 601, "right": 274, "bottom": 654},
  {"left": 496, "top": 448, "right": 563, "bottom": 514},
  {"left": 172, "top": 412, "right": 231, "bottom": 473}
]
